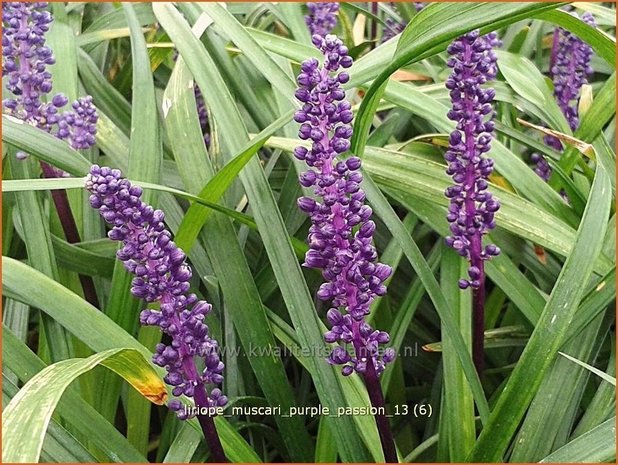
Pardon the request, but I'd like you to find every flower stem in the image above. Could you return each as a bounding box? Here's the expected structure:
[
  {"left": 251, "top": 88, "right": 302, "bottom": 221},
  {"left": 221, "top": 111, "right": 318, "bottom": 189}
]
[
  {"left": 40, "top": 162, "right": 100, "bottom": 308},
  {"left": 193, "top": 383, "right": 228, "bottom": 463},
  {"left": 370, "top": 2, "right": 379, "bottom": 45},
  {"left": 472, "top": 270, "right": 486, "bottom": 376},
  {"left": 363, "top": 358, "right": 398, "bottom": 463}
]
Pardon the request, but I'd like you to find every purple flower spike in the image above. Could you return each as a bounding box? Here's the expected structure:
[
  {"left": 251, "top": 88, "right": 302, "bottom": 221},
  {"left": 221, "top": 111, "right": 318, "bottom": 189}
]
[
  {"left": 85, "top": 165, "right": 226, "bottom": 419},
  {"left": 533, "top": 12, "right": 595, "bottom": 180},
  {"left": 294, "top": 34, "right": 394, "bottom": 377},
  {"left": 445, "top": 30, "right": 501, "bottom": 375},
  {"left": 2, "top": 2, "right": 98, "bottom": 159},
  {"left": 444, "top": 30, "right": 501, "bottom": 288},
  {"left": 2, "top": 2, "right": 55, "bottom": 121},
  {"left": 551, "top": 12, "right": 596, "bottom": 132},
  {"left": 305, "top": 2, "right": 339, "bottom": 37}
]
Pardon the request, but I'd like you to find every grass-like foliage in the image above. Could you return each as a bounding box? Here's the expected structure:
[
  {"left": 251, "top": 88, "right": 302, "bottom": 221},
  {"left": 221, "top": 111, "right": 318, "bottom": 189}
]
[{"left": 2, "top": 2, "right": 615, "bottom": 463}]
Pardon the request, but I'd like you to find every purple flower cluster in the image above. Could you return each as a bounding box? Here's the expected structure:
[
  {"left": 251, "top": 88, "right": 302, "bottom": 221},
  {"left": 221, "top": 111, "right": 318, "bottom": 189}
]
[
  {"left": 2, "top": 2, "right": 98, "bottom": 158},
  {"left": 305, "top": 2, "right": 339, "bottom": 37},
  {"left": 444, "top": 31, "right": 501, "bottom": 289},
  {"left": 532, "top": 12, "right": 595, "bottom": 179},
  {"left": 382, "top": 2, "right": 425, "bottom": 43},
  {"left": 85, "top": 165, "right": 226, "bottom": 419},
  {"left": 294, "top": 34, "right": 394, "bottom": 376}
]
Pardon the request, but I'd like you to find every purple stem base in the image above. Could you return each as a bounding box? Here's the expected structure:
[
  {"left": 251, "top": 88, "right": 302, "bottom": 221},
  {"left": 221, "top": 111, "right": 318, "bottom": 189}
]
[
  {"left": 363, "top": 358, "right": 398, "bottom": 463},
  {"left": 193, "top": 384, "right": 228, "bottom": 463},
  {"left": 472, "top": 279, "right": 485, "bottom": 377}
]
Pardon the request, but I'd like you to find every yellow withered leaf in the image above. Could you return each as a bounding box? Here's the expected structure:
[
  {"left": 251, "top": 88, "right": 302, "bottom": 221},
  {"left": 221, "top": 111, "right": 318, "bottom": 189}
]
[{"left": 517, "top": 118, "right": 596, "bottom": 160}]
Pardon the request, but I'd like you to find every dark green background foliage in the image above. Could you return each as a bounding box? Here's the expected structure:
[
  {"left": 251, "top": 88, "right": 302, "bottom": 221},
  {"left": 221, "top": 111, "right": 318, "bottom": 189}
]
[{"left": 2, "top": 2, "right": 616, "bottom": 463}]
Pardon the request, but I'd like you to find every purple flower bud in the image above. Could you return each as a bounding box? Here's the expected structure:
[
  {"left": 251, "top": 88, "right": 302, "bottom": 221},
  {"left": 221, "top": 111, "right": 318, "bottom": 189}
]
[
  {"left": 376, "top": 331, "right": 390, "bottom": 344},
  {"left": 339, "top": 365, "right": 352, "bottom": 376},
  {"left": 304, "top": 249, "right": 327, "bottom": 268},
  {"left": 358, "top": 220, "right": 376, "bottom": 238},
  {"left": 327, "top": 308, "right": 343, "bottom": 325},
  {"left": 298, "top": 196, "right": 317, "bottom": 213},
  {"left": 346, "top": 156, "right": 362, "bottom": 170},
  {"left": 383, "top": 348, "right": 396, "bottom": 363},
  {"left": 329, "top": 346, "right": 351, "bottom": 364},
  {"left": 52, "top": 93, "right": 68, "bottom": 107},
  {"left": 485, "top": 244, "right": 500, "bottom": 256},
  {"left": 374, "top": 263, "right": 392, "bottom": 281}
]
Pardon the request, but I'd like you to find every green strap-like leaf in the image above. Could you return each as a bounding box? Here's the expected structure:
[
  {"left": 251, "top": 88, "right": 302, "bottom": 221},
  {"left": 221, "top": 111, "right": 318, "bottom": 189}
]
[
  {"left": 510, "top": 311, "right": 607, "bottom": 461},
  {"left": 2, "top": 116, "right": 90, "bottom": 175},
  {"left": 351, "top": 2, "right": 565, "bottom": 159},
  {"left": 2, "top": 348, "right": 166, "bottom": 463},
  {"left": 78, "top": 48, "right": 132, "bottom": 135},
  {"left": 360, "top": 174, "right": 491, "bottom": 423},
  {"left": 3, "top": 326, "right": 148, "bottom": 463},
  {"left": 1, "top": 177, "right": 311, "bottom": 256},
  {"left": 2, "top": 257, "right": 262, "bottom": 463},
  {"left": 559, "top": 352, "right": 617, "bottom": 386},
  {"left": 439, "top": 247, "right": 475, "bottom": 461},
  {"left": 123, "top": 2, "right": 162, "bottom": 202},
  {"left": 159, "top": 26, "right": 314, "bottom": 460},
  {"left": 539, "top": 417, "right": 616, "bottom": 463},
  {"left": 172, "top": 110, "right": 294, "bottom": 254},
  {"left": 556, "top": 72, "right": 616, "bottom": 181},
  {"left": 496, "top": 50, "right": 570, "bottom": 133},
  {"left": 3, "top": 375, "right": 96, "bottom": 463},
  {"left": 47, "top": 2, "right": 78, "bottom": 101},
  {"left": 7, "top": 153, "right": 71, "bottom": 362},
  {"left": 198, "top": 3, "right": 298, "bottom": 107},
  {"left": 154, "top": 3, "right": 379, "bottom": 460},
  {"left": 470, "top": 162, "right": 612, "bottom": 461}
]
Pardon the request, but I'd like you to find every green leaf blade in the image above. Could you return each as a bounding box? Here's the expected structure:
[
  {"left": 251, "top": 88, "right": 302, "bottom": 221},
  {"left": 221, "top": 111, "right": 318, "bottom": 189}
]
[{"left": 2, "top": 348, "right": 166, "bottom": 463}]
